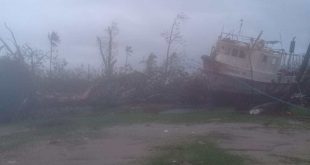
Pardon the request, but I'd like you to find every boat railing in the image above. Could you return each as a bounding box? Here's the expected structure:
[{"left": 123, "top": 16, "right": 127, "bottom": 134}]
[
  {"left": 220, "top": 32, "right": 254, "bottom": 43},
  {"left": 280, "top": 53, "right": 304, "bottom": 70}
]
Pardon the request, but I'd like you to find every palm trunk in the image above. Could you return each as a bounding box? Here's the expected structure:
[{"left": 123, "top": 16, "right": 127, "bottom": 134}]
[
  {"left": 49, "top": 39, "right": 53, "bottom": 77},
  {"left": 165, "top": 20, "right": 176, "bottom": 77}
]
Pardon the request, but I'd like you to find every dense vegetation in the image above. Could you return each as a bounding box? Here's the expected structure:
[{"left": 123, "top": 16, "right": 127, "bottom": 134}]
[
  {"left": 0, "top": 17, "right": 309, "bottom": 122},
  {"left": 0, "top": 20, "right": 212, "bottom": 122}
]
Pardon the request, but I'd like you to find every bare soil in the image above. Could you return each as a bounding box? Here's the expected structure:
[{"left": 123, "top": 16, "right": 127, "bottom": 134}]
[{"left": 1, "top": 123, "right": 310, "bottom": 165}]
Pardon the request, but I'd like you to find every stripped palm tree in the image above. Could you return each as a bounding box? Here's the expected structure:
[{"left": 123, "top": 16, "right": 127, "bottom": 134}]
[{"left": 48, "top": 31, "right": 60, "bottom": 77}]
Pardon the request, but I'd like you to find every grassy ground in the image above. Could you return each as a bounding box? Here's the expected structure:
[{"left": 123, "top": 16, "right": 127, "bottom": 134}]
[
  {"left": 0, "top": 104, "right": 309, "bottom": 163},
  {"left": 143, "top": 138, "right": 246, "bottom": 165},
  {"left": 288, "top": 106, "right": 310, "bottom": 117}
]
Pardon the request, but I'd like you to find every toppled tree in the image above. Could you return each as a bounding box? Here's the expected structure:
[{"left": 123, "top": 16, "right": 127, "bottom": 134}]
[
  {"left": 0, "top": 24, "right": 23, "bottom": 61},
  {"left": 97, "top": 23, "right": 119, "bottom": 78},
  {"left": 0, "top": 25, "right": 34, "bottom": 121}
]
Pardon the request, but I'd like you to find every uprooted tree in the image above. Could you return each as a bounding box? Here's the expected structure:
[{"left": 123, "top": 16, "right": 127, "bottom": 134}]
[
  {"left": 0, "top": 24, "right": 24, "bottom": 61},
  {"left": 0, "top": 25, "right": 35, "bottom": 121}
]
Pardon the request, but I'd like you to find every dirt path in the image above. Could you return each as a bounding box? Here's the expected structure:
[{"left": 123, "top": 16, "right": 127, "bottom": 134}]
[{"left": 1, "top": 123, "right": 310, "bottom": 165}]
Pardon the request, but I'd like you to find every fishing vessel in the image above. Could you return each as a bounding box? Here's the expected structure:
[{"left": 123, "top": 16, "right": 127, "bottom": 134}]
[{"left": 201, "top": 30, "right": 304, "bottom": 99}]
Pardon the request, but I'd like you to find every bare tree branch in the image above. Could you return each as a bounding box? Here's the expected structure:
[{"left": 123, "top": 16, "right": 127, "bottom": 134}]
[
  {"left": 162, "top": 13, "right": 187, "bottom": 76},
  {"left": 97, "top": 37, "right": 107, "bottom": 67},
  {"left": 4, "top": 23, "right": 23, "bottom": 60},
  {"left": 0, "top": 37, "right": 14, "bottom": 55},
  {"left": 97, "top": 23, "right": 119, "bottom": 77}
]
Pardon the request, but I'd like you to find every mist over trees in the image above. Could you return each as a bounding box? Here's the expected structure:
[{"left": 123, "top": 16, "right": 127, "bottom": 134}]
[
  {"left": 2, "top": 12, "right": 287, "bottom": 122},
  {"left": 0, "top": 14, "right": 211, "bottom": 120}
]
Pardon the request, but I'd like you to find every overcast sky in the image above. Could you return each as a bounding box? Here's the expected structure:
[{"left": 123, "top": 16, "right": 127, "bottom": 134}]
[{"left": 1, "top": 0, "right": 309, "bottom": 70}]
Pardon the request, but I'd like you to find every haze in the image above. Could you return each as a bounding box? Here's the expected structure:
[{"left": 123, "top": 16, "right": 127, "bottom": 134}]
[{"left": 1, "top": 0, "right": 309, "bottom": 69}]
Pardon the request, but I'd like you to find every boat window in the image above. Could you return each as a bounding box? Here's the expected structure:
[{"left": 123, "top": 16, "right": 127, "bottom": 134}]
[
  {"left": 239, "top": 50, "right": 246, "bottom": 58},
  {"left": 271, "top": 58, "right": 277, "bottom": 65},
  {"left": 232, "top": 48, "right": 238, "bottom": 57},
  {"left": 262, "top": 55, "right": 268, "bottom": 63},
  {"left": 224, "top": 47, "right": 230, "bottom": 55}
]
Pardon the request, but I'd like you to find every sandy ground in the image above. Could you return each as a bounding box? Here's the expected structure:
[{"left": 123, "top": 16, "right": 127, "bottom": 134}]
[{"left": 0, "top": 123, "right": 310, "bottom": 165}]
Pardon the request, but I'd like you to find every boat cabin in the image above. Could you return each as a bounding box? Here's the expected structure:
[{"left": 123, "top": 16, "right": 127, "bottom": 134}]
[{"left": 209, "top": 33, "right": 300, "bottom": 83}]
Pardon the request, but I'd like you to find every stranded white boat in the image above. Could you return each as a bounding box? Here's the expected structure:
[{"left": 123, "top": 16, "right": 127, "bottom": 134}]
[{"left": 202, "top": 31, "right": 303, "bottom": 98}]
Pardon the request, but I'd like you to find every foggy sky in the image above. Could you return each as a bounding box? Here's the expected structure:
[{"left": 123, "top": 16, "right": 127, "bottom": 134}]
[{"left": 1, "top": 0, "right": 310, "bottom": 70}]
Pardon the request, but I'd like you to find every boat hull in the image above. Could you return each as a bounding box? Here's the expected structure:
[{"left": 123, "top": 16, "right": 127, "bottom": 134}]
[
  {"left": 204, "top": 70, "right": 292, "bottom": 96},
  {"left": 202, "top": 56, "right": 295, "bottom": 103}
]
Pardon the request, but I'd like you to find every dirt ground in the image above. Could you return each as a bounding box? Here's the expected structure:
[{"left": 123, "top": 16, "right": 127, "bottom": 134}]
[{"left": 0, "top": 123, "right": 310, "bottom": 165}]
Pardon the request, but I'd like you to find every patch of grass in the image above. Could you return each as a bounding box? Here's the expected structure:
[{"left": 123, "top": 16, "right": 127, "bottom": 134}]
[
  {"left": 17, "top": 107, "right": 310, "bottom": 136},
  {"left": 0, "top": 105, "right": 309, "bottom": 152},
  {"left": 144, "top": 139, "right": 245, "bottom": 165},
  {"left": 0, "top": 132, "right": 36, "bottom": 151},
  {"left": 112, "top": 109, "right": 310, "bottom": 129},
  {"left": 272, "top": 154, "right": 310, "bottom": 164},
  {"left": 0, "top": 118, "right": 77, "bottom": 151},
  {"left": 288, "top": 107, "right": 310, "bottom": 116}
]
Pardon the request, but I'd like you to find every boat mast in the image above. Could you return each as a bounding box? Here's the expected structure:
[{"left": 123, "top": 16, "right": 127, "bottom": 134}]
[
  {"left": 296, "top": 43, "right": 310, "bottom": 83},
  {"left": 287, "top": 37, "right": 296, "bottom": 70},
  {"left": 248, "top": 31, "right": 263, "bottom": 103},
  {"left": 238, "top": 19, "right": 244, "bottom": 36}
]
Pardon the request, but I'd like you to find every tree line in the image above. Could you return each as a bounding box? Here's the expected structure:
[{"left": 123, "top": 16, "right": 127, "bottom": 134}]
[{"left": 0, "top": 14, "right": 211, "bottom": 122}]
